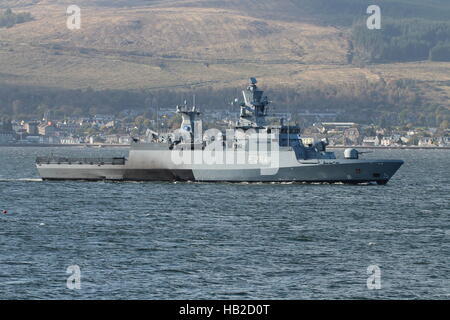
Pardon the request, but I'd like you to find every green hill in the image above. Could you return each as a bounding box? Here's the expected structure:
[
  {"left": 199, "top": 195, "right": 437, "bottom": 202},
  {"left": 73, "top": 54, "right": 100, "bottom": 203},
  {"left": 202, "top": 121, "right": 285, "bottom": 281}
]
[{"left": 0, "top": 0, "right": 449, "bottom": 127}]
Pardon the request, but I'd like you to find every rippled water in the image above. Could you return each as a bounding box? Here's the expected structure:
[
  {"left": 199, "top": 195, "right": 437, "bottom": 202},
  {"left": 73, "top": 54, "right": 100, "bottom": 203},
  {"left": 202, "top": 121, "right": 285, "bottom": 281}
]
[{"left": 0, "top": 147, "right": 448, "bottom": 299}]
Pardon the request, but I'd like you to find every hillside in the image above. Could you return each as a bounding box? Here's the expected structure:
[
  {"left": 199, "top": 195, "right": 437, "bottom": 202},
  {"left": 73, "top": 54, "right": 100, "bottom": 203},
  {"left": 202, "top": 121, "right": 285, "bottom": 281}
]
[
  {"left": 0, "top": 0, "right": 351, "bottom": 90},
  {"left": 0, "top": 0, "right": 449, "bottom": 127}
]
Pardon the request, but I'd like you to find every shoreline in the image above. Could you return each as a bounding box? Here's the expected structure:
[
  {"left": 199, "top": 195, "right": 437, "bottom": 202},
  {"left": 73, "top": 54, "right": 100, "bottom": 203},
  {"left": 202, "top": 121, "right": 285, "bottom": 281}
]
[
  {"left": 0, "top": 144, "right": 449, "bottom": 150},
  {"left": 0, "top": 144, "right": 129, "bottom": 148},
  {"left": 328, "top": 146, "right": 450, "bottom": 150}
]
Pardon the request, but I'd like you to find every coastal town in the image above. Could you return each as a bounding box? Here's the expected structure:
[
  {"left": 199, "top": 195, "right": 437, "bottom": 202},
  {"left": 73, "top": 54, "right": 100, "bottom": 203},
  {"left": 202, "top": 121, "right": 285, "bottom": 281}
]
[{"left": 0, "top": 111, "right": 449, "bottom": 148}]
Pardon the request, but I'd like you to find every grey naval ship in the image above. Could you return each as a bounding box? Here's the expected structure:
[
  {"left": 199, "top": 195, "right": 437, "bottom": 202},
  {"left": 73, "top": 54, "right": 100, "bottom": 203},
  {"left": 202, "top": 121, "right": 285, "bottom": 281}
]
[{"left": 36, "top": 78, "right": 404, "bottom": 184}]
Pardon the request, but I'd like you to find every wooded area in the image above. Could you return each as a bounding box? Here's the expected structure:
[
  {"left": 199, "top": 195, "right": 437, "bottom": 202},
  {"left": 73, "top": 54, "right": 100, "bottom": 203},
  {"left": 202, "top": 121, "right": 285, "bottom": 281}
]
[
  {"left": 352, "top": 19, "right": 450, "bottom": 63},
  {"left": 0, "top": 80, "right": 448, "bottom": 128},
  {"left": 0, "top": 8, "right": 32, "bottom": 28}
]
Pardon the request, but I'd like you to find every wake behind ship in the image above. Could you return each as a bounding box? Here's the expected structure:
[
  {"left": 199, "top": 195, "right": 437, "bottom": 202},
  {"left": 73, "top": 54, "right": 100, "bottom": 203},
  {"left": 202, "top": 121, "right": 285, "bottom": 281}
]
[{"left": 36, "top": 78, "right": 403, "bottom": 184}]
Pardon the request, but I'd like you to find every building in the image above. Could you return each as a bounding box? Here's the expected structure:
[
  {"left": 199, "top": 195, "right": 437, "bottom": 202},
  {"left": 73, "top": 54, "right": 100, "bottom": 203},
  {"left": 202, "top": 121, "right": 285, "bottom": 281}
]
[
  {"left": 101, "top": 121, "right": 116, "bottom": 129},
  {"left": 437, "top": 136, "right": 450, "bottom": 147},
  {"left": 24, "top": 136, "right": 42, "bottom": 144},
  {"left": 418, "top": 137, "right": 435, "bottom": 147},
  {"left": 57, "top": 121, "right": 81, "bottom": 134},
  {"left": 344, "top": 127, "right": 360, "bottom": 145},
  {"left": 38, "top": 122, "right": 58, "bottom": 136},
  {"left": 400, "top": 136, "right": 411, "bottom": 144},
  {"left": 104, "top": 135, "right": 132, "bottom": 145},
  {"left": 118, "top": 136, "right": 132, "bottom": 145},
  {"left": 0, "top": 119, "right": 16, "bottom": 143},
  {"left": 381, "top": 137, "right": 397, "bottom": 147},
  {"left": 94, "top": 114, "right": 115, "bottom": 122},
  {"left": 25, "top": 121, "right": 39, "bottom": 135},
  {"left": 0, "top": 131, "right": 15, "bottom": 143},
  {"left": 322, "top": 122, "right": 359, "bottom": 131},
  {"left": 363, "top": 136, "right": 381, "bottom": 147},
  {"left": 60, "top": 136, "right": 82, "bottom": 144}
]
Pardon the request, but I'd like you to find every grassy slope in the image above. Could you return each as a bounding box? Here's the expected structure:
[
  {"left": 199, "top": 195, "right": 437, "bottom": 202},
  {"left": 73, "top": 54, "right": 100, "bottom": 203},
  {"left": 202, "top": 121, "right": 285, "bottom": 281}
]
[
  {"left": 0, "top": 0, "right": 449, "bottom": 108},
  {"left": 0, "top": 1, "right": 350, "bottom": 90}
]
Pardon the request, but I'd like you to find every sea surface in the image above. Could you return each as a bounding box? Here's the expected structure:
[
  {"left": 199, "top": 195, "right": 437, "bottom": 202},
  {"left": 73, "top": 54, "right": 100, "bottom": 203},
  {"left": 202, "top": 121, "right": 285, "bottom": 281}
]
[{"left": 0, "top": 147, "right": 448, "bottom": 300}]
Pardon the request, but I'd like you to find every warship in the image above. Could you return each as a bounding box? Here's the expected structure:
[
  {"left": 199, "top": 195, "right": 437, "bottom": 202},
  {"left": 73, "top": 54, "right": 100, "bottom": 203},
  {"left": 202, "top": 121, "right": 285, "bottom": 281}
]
[{"left": 36, "top": 78, "right": 403, "bottom": 184}]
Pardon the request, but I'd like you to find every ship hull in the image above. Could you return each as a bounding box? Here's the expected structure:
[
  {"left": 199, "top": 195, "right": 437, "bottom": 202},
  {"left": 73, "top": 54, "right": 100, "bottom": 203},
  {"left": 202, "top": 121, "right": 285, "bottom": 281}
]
[
  {"left": 190, "top": 160, "right": 403, "bottom": 184},
  {"left": 37, "top": 159, "right": 403, "bottom": 184}
]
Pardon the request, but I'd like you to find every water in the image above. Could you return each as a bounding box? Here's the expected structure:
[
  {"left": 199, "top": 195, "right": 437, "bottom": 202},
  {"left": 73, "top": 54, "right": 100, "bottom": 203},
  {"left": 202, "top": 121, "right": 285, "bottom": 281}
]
[{"left": 0, "top": 147, "right": 448, "bottom": 299}]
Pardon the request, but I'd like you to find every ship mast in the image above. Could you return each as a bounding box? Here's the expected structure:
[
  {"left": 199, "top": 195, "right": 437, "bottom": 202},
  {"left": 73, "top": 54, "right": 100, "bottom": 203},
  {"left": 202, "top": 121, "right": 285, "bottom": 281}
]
[
  {"left": 176, "top": 104, "right": 202, "bottom": 145},
  {"left": 238, "top": 78, "right": 269, "bottom": 129}
]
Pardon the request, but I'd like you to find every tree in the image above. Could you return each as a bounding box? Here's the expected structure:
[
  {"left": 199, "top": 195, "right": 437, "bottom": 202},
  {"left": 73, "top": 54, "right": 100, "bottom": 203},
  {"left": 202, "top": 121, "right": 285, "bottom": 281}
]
[
  {"left": 0, "top": 8, "right": 33, "bottom": 28},
  {"left": 143, "top": 119, "right": 152, "bottom": 128},
  {"left": 134, "top": 116, "right": 145, "bottom": 128},
  {"left": 12, "top": 100, "right": 26, "bottom": 117},
  {"left": 430, "top": 43, "right": 450, "bottom": 61},
  {"left": 36, "top": 103, "right": 49, "bottom": 118}
]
